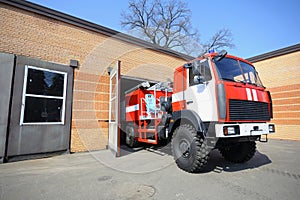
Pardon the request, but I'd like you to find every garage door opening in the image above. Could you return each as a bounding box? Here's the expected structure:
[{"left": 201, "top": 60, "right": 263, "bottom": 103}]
[{"left": 119, "top": 75, "right": 158, "bottom": 156}]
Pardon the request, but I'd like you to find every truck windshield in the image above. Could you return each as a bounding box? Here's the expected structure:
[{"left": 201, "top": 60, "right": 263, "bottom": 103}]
[{"left": 214, "top": 58, "right": 263, "bottom": 87}]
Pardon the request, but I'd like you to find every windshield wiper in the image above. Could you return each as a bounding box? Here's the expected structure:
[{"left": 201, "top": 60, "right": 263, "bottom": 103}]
[
  {"left": 247, "top": 82, "right": 257, "bottom": 86},
  {"left": 221, "top": 78, "right": 245, "bottom": 84},
  {"left": 248, "top": 82, "right": 265, "bottom": 88},
  {"left": 221, "top": 78, "right": 236, "bottom": 82},
  {"left": 236, "top": 79, "right": 246, "bottom": 84}
]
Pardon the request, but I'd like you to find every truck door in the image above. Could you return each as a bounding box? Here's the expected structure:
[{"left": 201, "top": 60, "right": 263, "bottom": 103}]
[
  {"left": 185, "top": 60, "right": 218, "bottom": 122},
  {"left": 108, "top": 61, "right": 121, "bottom": 156}
]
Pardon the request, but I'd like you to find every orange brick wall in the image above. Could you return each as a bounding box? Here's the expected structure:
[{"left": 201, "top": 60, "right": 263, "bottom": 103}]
[
  {"left": 0, "top": 3, "right": 187, "bottom": 152},
  {"left": 252, "top": 51, "right": 300, "bottom": 140}
]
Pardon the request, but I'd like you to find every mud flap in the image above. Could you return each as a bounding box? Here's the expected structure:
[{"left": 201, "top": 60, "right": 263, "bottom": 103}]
[{"left": 259, "top": 134, "right": 268, "bottom": 143}]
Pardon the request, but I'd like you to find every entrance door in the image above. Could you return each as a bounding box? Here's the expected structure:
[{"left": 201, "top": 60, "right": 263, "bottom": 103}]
[
  {"left": 108, "top": 61, "right": 121, "bottom": 156},
  {"left": 6, "top": 55, "right": 74, "bottom": 159}
]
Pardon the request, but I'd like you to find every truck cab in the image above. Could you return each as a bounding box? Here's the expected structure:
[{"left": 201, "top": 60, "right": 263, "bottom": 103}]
[
  {"left": 170, "top": 50, "right": 275, "bottom": 172},
  {"left": 172, "top": 50, "right": 274, "bottom": 137}
]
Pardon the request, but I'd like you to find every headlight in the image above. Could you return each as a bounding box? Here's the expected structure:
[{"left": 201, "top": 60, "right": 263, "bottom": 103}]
[
  {"left": 268, "top": 124, "right": 275, "bottom": 133},
  {"left": 223, "top": 126, "right": 240, "bottom": 136}
]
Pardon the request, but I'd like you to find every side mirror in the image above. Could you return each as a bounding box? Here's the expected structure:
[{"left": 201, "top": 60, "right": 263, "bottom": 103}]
[
  {"left": 192, "top": 60, "right": 201, "bottom": 75},
  {"left": 194, "top": 75, "right": 206, "bottom": 84},
  {"left": 183, "top": 63, "right": 192, "bottom": 68}
]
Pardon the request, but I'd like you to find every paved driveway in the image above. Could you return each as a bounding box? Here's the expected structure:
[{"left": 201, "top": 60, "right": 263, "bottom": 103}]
[{"left": 0, "top": 139, "right": 299, "bottom": 200}]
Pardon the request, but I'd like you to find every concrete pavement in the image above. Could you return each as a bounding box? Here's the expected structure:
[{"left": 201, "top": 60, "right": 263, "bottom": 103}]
[{"left": 0, "top": 139, "right": 300, "bottom": 200}]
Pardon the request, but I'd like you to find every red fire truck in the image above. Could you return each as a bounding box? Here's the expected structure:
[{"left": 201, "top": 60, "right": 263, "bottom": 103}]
[{"left": 124, "top": 50, "right": 275, "bottom": 173}]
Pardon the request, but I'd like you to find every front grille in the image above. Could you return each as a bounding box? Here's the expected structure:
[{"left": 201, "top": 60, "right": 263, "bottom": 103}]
[{"left": 229, "top": 99, "right": 270, "bottom": 121}]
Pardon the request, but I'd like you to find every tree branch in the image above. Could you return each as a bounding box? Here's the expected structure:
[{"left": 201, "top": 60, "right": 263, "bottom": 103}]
[{"left": 121, "top": 0, "right": 234, "bottom": 56}]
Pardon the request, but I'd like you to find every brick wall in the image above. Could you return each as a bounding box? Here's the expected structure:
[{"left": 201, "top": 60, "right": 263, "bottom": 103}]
[
  {"left": 0, "top": 3, "right": 187, "bottom": 152},
  {"left": 252, "top": 51, "right": 300, "bottom": 140}
]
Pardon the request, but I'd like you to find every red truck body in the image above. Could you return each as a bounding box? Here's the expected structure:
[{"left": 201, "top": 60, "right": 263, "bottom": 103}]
[{"left": 123, "top": 51, "right": 275, "bottom": 173}]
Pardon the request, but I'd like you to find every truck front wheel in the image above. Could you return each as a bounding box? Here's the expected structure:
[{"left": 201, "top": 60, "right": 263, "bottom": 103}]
[
  {"left": 219, "top": 141, "right": 256, "bottom": 163},
  {"left": 171, "top": 124, "right": 209, "bottom": 173}
]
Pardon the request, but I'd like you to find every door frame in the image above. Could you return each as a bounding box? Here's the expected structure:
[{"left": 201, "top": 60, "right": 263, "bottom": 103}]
[{"left": 108, "top": 61, "right": 121, "bottom": 157}]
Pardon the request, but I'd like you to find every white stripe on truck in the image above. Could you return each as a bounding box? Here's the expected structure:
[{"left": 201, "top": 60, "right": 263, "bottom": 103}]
[
  {"left": 126, "top": 104, "right": 139, "bottom": 113},
  {"left": 246, "top": 88, "right": 252, "bottom": 101},
  {"left": 252, "top": 89, "right": 258, "bottom": 101}
]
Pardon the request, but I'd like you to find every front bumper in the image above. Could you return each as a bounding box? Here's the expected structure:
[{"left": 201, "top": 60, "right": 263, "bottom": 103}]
[{"left": 215, "top": 123, "right": 275, "bottom": 138}]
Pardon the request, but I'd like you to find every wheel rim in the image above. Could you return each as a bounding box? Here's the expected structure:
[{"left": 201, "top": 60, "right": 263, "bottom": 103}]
[
  {"left": 126, "top": 127, "right": 134, "bottom": 145},
  {"left": 126, "top": 133, "right": 131, "bottom": 144},
  {"left": 179, "top": 139, "right": 190, "bottom": 158}
]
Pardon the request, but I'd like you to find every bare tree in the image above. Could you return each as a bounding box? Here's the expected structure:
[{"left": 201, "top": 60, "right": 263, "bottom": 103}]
[
  {"left": 200, "top": 28, "right": 235, "bottom": 55},
  {"left": 121, "top": 0, "right": 234, "bottom": 56},
  {"left": 121, "top": 0, "right": 199, "bottom": 55}
]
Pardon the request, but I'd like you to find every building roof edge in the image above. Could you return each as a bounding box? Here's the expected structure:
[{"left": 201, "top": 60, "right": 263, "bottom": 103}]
[{"left": 247, "top": 43, "right": 300, "bottom": 63}]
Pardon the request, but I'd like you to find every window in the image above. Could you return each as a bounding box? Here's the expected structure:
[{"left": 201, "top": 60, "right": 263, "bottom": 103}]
[
  {"left": 239, "top": 61, "right": 263, "bottom": 86},
  {"left": 214, "top": 58, "right": 242, "bottom": 82},
  {"left": 214, "top": 58, "right": 263, "bottom": 87},
  {"left": 20, "top": 66, "right": 67, "bottom": 125},
  {"left": 189, "top": 60, "right": 212, "bottom": 86}
]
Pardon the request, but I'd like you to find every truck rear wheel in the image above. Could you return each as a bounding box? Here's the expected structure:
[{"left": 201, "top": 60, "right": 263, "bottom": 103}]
[
  {"left": 171, "top": 124, "right": 209, "bottom": 173},
  {"left": 125, "top": 124, "right": 137, "bottom": 148},
  {"left": 219, "top": 141, "right": 256, "bottom": 163}
]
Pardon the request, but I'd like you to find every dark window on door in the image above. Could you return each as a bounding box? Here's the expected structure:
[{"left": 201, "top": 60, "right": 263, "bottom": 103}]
[
  {"left": 20, "top": 66, "right": 67, "bottom": 125},
  {"left": 189, "top": 60, "right": 212, "bottom": 86}
]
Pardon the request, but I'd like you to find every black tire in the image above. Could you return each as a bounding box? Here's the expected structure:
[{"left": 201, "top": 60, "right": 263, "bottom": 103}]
[
  {"left": 219, "top": 141, "right": 256, "bottom": 163},
  {"left": 125, "top": 125, "right": 137, "bottom": 148},
  {"left": 171, "top": 124, "right": 209, "bottom": 173}
]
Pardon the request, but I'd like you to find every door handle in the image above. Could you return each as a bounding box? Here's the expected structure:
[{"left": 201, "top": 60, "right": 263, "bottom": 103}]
[{"left": 186, "top": 100, "right": 193, "bottom": 105}]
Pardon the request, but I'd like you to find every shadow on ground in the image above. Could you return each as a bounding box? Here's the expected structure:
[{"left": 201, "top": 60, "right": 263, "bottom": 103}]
[
  {"left": 203, "top": 150, "right": 272, "bottom": 173},
  {"left": 120, "top": 142, "right": 272, "bottom": 174}
]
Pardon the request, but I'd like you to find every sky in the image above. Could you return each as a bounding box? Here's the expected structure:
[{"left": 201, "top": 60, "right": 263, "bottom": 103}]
[{"left": 27, "top": 0, "right": 300, "bottom": 58}]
